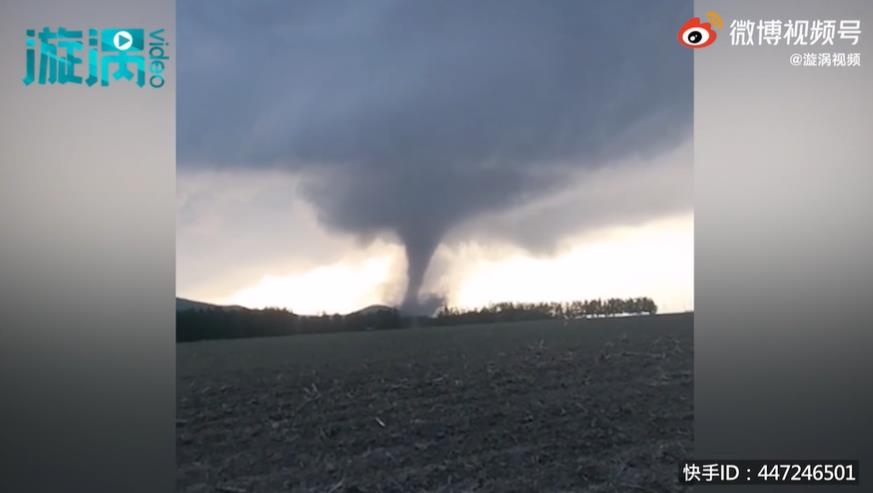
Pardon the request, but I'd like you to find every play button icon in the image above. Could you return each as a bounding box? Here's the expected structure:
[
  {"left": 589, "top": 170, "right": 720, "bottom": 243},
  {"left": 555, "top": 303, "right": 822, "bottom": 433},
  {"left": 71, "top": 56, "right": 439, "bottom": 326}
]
[{"left": 113, "top": 30, "right": 133, "bottom": 51}]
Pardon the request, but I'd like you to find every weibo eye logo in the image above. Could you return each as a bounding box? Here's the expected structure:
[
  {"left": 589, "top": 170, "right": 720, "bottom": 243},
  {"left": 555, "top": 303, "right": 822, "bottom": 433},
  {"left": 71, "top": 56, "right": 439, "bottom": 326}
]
[{"left": 677, "top": 11, "right": 723, "bottom": 49}]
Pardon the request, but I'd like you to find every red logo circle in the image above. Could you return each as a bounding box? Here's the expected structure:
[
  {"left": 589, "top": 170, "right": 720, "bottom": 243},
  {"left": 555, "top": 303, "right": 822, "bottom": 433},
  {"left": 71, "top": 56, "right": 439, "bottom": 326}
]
[{"left": 677, "top": 18, "right": 717, "bottom": 49}]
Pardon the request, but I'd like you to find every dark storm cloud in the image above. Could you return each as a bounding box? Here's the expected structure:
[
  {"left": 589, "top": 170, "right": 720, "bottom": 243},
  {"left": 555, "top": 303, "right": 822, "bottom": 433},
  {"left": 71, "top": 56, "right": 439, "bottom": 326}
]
[{"left": 178, "top": 0, "right": 692, "bottom": 310}]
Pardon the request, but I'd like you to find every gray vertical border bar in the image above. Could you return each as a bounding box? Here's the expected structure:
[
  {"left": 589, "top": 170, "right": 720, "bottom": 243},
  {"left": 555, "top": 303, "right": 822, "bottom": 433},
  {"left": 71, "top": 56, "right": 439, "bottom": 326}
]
[
  {"left": 0, "top": 1, "right": 175, "bottom": 492},
  {"left": 695, "top": 0, "right": 872, "bottom": 491}
]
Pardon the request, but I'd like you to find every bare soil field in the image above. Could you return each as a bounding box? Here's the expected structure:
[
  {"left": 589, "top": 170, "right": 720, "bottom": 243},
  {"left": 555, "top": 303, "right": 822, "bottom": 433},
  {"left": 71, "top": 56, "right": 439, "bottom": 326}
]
[{"left": 177, "top": 313, "right": 693, "bottom": 493}]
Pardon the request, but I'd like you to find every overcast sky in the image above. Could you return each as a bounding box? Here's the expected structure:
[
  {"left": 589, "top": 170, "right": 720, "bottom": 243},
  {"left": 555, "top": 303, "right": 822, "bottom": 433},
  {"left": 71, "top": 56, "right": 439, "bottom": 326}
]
[{"left": 177, "top": 0, "right": 694, "bottom": 314}]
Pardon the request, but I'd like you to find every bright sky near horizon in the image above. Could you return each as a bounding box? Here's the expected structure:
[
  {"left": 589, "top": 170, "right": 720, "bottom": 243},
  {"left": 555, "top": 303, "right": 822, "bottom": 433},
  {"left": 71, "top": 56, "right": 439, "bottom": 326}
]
[{"left": 207, "top": 214, "right": 693, "bottom": 315}]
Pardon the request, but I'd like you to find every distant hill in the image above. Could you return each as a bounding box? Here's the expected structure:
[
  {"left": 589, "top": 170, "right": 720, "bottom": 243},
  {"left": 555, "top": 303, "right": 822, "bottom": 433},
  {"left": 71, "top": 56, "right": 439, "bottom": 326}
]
[
  {"left": 176, "top": 297, "right": 246, "bottom": 312},
  {"left": 176, "top": 299, "right": 403, "bottom": 342},
  {"left": 176, "top": 298, "right": 399, "bottom": 316},
  {"left": 351, "top": 304, "right": 396, "bottom": 316}
]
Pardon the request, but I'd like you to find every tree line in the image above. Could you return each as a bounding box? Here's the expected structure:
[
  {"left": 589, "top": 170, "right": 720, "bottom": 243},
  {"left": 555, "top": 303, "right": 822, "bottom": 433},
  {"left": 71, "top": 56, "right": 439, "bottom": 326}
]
[
  {"left": 176, "top": 296, "right": 657, "bottom": 342},
  {"left": 433, "top": 297, "right": 657, "bottom": 325}
]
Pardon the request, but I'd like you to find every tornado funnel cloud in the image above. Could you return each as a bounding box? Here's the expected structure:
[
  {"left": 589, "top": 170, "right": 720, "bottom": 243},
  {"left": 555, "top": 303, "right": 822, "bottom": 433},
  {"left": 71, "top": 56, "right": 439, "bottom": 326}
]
[{"left": 398, "top": 225, "right": 445, "bottom": 314}]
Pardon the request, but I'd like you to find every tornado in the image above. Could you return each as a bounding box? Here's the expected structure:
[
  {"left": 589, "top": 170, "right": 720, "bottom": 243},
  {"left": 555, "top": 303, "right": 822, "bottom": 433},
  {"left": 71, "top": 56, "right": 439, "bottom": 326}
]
[{"left": 397, "top": 222, "right": 445, "bottom": 313}]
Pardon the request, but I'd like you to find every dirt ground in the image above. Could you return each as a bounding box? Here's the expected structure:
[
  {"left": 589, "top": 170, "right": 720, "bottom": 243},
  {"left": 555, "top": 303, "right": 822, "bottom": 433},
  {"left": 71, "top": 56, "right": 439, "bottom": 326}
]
[{"left": 177, "top": 313, "right": 693, "bottom": 492}]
